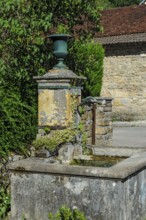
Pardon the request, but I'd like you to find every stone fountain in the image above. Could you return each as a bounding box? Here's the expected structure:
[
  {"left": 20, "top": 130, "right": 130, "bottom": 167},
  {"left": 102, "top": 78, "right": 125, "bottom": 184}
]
[{"left": 9, "top": 34, "right": 146, "bottom": 220}]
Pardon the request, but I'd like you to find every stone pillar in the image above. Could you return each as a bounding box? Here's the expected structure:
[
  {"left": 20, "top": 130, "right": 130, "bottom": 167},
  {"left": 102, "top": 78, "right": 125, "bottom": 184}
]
[
  {"left": 80, "top": 103, "right": 93, "bottom": 145},
  {"left": 33, "top": 69, "right": 85, "bottom": 137},
  {"left": 95, "top": 97, "right": 113, "bottom": 147},
  {"left": 81, "top": 97, "right": 113, "bottom": 147}
]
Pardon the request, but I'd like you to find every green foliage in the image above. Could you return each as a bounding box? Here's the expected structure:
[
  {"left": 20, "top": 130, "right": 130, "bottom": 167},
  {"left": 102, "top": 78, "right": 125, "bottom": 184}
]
[
  {"left": 0, "top": 91, "right": 37, "bottom": 157},
  {"left": 0, "top": 0, "right": 103, "bottom": 156},
  {"left": 108, "top": 0, "right": 140, "bottom": 7},
  {"left": 32, "top": 127, "right": 77, "bottom": 155},
  {"left": 97, "top": 0, "right": 113, "bottom": 9},
  {"left": 56, "top": 24, "right": 70, "bottom": 34},
  {"left": 98, "top": 0, "right": 140, "bottom": 9},
  {"left": 48, "top": 206, "right": 87, "bottom": 220},
  {"left": 0, "top": 0, "right": 104, "bottom": 217},
  {"left": 0, "top": 0, "right": 48, "bottom": 157},
  {"left": 69, "top": 40, "right": 104, "bottom": 97},
  {"left": 0, "top": 187, "right": 10, "bottom": 219}
]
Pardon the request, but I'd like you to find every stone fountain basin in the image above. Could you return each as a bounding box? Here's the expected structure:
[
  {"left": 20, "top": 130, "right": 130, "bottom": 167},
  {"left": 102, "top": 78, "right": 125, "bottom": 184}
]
[
  {"left": 9, "top": 146, "right": 146, "bottom": 220},
  {"left": 9, "top": 146, "right": 146, "bottom": 179}
]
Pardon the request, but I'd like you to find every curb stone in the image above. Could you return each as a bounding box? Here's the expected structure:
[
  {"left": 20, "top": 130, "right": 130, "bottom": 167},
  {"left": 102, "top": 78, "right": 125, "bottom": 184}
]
[{"left": 113, "top": 120, "right": 146, "bottom": 127}]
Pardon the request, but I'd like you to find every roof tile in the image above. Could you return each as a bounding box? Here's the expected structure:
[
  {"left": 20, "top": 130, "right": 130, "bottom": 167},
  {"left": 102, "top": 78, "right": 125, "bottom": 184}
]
[{"left": 96, "top": 5, "right": 146, "bottom": 37}]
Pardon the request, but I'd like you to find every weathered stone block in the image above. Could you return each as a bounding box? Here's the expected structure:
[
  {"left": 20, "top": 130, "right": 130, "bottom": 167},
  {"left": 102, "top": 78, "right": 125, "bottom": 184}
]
[
  {"left": 96, "top": 118, "right": 111, "bottom": 126},
  {"left": 58, "top": 142, "right": 75, "bottom": 163},
  {"left": 106, "top": 102, "right": 112, "bottom": 107},
  {"left": 96, "top": 111, "right": 112, "bottom": 118},
  {"left": 95, "top": 133, "right": 113, "bottom": 140},
  {"left": 83, "top": 105, "right": 92, "bottom": 111},
  {"left": 84, "top": 124, "right": 92, "bottom": 132},
  {"left": 86, "top": 137, "right": 92, "bottom": 145},
  {"left": 104, "top": 107, "right": 112, "bottom": 112},
  {"left": 87, "top": 111, "right": 92, "bottom": 119},
  {"left": 96, "top": 127, "right": 112, "bottom": 135},
  {"left": 96, "top": 106, "right": 104, "bottom": 112},
  {"left": 86, "top": 130, "right": 92, "bottom": 137},
  {"left": 73, "top": 144, "right": 82, "bottom": 157},
  {"left": 95, "top": 139, "right": 112, "bottom": 147}
]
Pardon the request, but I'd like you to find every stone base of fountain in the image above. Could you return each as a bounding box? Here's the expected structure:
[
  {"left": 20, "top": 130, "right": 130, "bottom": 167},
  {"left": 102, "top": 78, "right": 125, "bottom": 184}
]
[{"left": 9, "top": 146, "right": 146, "bottom": 220}]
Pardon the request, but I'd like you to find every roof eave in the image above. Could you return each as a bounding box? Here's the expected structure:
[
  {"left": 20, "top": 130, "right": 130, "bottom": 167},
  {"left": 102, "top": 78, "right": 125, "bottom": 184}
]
[{"left": 94, "top": 33, "right": 146, "bottom": 45}]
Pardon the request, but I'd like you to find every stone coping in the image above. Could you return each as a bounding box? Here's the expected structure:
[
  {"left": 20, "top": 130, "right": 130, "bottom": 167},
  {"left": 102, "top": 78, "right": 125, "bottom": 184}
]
[
  {"left": 113, "top": 120, "right": 146, "bottom": 127},
  {"left": 82, "top": 96, "right": 113, "bottom": 104},
  {"left": 9, "top": 148, "right": 146, "bottom": 181},
  {"left": 93, "top": 146, "right": 146, "bottom": 157},
  {"left": 33, "top": 69, "right": 86, "bottom": 80}
]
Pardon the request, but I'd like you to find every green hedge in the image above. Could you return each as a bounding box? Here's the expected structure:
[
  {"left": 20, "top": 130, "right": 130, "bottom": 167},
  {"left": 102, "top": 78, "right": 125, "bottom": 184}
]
[
  {"left": 0, "top": 0, "right": 104, "bottom": 217},
  {"left": 69, "top": 40, "right": 104, "bottom": 97},
  {"left": 0, "top": 91, "right": 37, "bottom": 157}
]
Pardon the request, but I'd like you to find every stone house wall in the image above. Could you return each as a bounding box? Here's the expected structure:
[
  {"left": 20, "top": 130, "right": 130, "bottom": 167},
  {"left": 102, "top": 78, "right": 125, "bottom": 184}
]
[{"left": 101, "top": 42, "right": 146, "bottom": 121}]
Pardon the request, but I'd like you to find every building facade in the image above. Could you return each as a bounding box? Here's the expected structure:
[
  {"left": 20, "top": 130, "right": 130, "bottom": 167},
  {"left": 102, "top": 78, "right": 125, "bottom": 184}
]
[{"left": 95, "top": 5, "right": 146, "bottom": 120}]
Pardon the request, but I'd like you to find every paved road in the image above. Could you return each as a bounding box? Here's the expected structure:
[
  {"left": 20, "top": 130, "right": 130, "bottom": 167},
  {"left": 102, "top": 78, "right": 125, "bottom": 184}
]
[{"left": 113, "top": 127, "right": 146, "bottom": 147}]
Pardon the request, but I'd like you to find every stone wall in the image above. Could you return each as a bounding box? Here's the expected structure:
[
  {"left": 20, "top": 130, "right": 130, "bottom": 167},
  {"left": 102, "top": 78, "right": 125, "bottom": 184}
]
[
  {"left": 101, "top": 42, "right": 146, "bottom": 121},
  {"left": 81, "top": 97, "right": 113, "bottom": 147}
]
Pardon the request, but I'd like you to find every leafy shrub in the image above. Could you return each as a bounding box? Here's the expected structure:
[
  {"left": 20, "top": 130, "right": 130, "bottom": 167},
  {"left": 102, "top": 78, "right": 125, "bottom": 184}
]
[
  {"left": 0, "top": 0, "right": 104, "bottom": 218},
  {"left": 68, "top": 40, "right": 104, "bottom": 97},
  {"left": 32, "top": 127, "right": 77, "bottom": 155},
  {"left": 0, "top": 187, "right": 10, "bottom": 219},
  {"left": 0, "top": 91, "right": 37, "bottom": 157},
  {"left": 48, "top": 206, "right": 87, "bottom": 220},
  {"left": 108, "top": 0, "right": 139, "bottom": 7}
]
